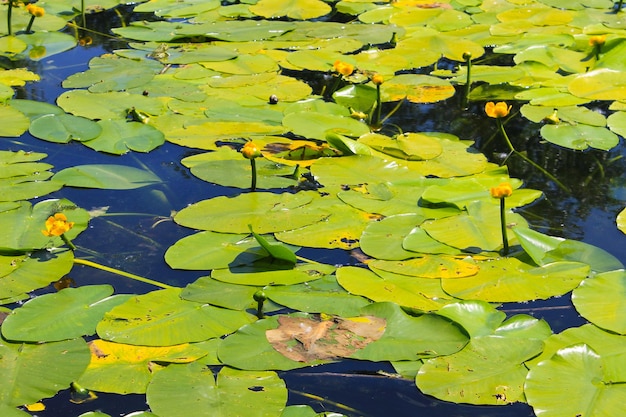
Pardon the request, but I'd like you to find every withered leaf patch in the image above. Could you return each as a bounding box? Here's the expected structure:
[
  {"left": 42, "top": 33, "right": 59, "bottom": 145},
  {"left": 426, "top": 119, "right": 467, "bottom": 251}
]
[{"left": 266, "top": 315, "right": 386, "bottom": 362}]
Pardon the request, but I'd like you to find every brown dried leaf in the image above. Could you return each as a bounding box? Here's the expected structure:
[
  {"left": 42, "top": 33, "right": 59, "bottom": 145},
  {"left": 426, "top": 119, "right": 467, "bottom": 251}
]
[{"left": 266, "top": 315, "right": 386, "bottom": 362}]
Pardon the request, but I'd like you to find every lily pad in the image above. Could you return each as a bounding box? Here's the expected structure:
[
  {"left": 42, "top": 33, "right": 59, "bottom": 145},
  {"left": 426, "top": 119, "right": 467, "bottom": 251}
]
[
  {"left": 29, "top": 114, "right": 102, "bottom": 143},
  {"left": 53, "top": 165, "right": 162, "bottom": 189},
  {"left": 1, "top": 285, "right": 130, "bottom": 342},
  {"left": 96, "top": 288, "right": 255, "bottom": 346},
  {"left": 174, "top": 192, "right": 328, "bottom": 234},
  {"left": 572, "top": 270, "right": 626, "bottom": 334},
  {"left": 147, "top": 364, "right": 287, "bottom": 417},
  {"left": 0, "top": 336, "right": 90, "bottom": 407},
  {"left": 540, "top": 124, "right": 619, "bottom": 151},
  {"left": 249, "top": 0, "right": 331, "bottom": 19}
]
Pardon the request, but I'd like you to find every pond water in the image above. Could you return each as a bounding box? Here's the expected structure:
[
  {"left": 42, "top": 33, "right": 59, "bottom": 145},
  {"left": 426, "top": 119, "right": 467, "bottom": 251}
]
[{"left": 3, "top": 2, "right": 626, "bottom": 417}]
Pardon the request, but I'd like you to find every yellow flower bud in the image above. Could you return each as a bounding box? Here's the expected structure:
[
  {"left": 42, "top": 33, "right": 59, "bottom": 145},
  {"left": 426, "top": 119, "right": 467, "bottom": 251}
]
[
  {"left": 241, "top": 141, "right": 261, "bottom": 159},
  {"left": 490, "top": 182, "right": 513, "bottom": 199},
  {"left": 42, "top": 213, "right": 74, "bottom": 237},
  {"left": 589, "top": 35, "right": 606, "bottom": 47},
  {"left": 485, "top": 101, "right": 512, "bottom": 119},
  {"left": 26, "top": 4, "right": 45, "bottom": 17},
  {"left": 371, "top": 73, "right": 384, "bottom": 85}
]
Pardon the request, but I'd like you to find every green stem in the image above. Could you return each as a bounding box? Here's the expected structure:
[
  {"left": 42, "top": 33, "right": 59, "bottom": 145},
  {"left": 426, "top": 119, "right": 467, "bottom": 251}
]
[
  {"left": 60, "top": 234, "right": 77, "bottom": 251},
  {"left": 73, "top": 258, "right": 174, "bottom": 289},
  {"left": 499, "top": 197, "right": 509, "bottom": 256},
  {"left": 372, "top": 84, "right": 382, "bottom": 128},
  {"left": 250, "top": 158, "right": 257, "bottom": 191},
  {"left": 462, "top": 55, "right": 472, "bottom": 109},
  {"left": 617, "top": 0, "right": 624, "bottom": 12},
  {"left": 7, "top": 1, "right": 13, "bottom": 36},
  {"left": 497, "top": 119, "right": 570, "bottom": 192},
  {"left": 25, "top": 15, "right": 35, "bottom": 33}
]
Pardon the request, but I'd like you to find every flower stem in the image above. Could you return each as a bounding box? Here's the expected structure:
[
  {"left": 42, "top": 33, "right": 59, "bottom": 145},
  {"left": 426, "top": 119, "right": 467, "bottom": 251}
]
[
  {"left": 372, "top": 84, "right": 382, "bottom": 127},
  {"left": 25, "top": 15, "right": 35, "bottom": 33},
  {"left": 462, "top": 54, "right": 472, "bottom": 109},
  {"left": 499, "top": 197, "right": 509, "bottom": 256},
  {"left": 73, "top": 258, "right": 174, "bottom": 289},
  {"left": 61, "top": 234, "right": 77, "bottom": 251},
  {"left": 250, "top": 158, "right": 257, "bottom": 191},
  {"left": 7, "top": 1, "right": 13, "bottom": 36},
  {"left": 497, "top": 119, "right": 570, "bottom": 192}
]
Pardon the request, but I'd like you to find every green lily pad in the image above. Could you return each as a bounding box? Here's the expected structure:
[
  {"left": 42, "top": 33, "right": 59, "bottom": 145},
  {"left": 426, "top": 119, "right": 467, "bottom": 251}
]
[
  {"left": 525, "top": 344, "right": 626, "bottom": 417},
  {"left": 512, "top": 226, "right": 624, "bottom": 272},
  {"left": 181, "top": 276, "right": 260, "bottom": 311},
  {"left": 421, "top": 201, "right": 527, "bottom": 252},
  {"left": 0, "top": 105, "right": 29, "bottom": 137},
  {"left": 441, "top": 258, "right": 590, "bottom": 302},
  {"left": 96, "top": 288, "right": 255, "bottom": 346},
  {"left": 57, "top": 90, "right": 166, "bottom": 120},
  {"left": 53, "top": 164, "right": 161, "bottom": 189},
  {"left": 336, "top": 266, "right": 456, "bottom": 312},
  {"left": 282, "top": 111, "right": 371, "bottom": 141},
  {"left": 383, "top": 74, "right": 456, "bottom": 103},
  {"left": 572, "top": 270, "right": 626, "bottom": 334},
  {"left": 540, "top": 124, "right": 619, "bottom": 151},
  {"left": 568, "top": 68, "right": 626, "bottom": 101},
  {"left": 1, "top": 285, "right": 130, "bottom": 342},
  {"left": 249, "top": 0, "right": 331, "bottom": 19},
  {"left": 0, "top": 336, "right": 90, "bottom": 407},
  {"left": 359, "top": 213, "right": 427, "bottom": 260},
  {"left": 165, "top": 232, "right": 268, "bottom": 271},
  {"left": 0, "top": 199, "right": 88, "bottom": 252},
  {"left": 174, "top": 192, "right": 328, "bottom": 234},
  {"left": 0, "top": 150, "right": 62, "bottom": 202},
  {"left": 80, "top": 120, "right": 165, "bottom": 154},
  {"left": 147, "top": 364, "right": 287, "bottom": 417},
  {"left": 350, "top": 302, "right": 469, "bottom": 361},
  {"left": 264, "top": 275, "right": 370, "bottom": 317},
  {"left": 29, "top": 114, "right": 102, "bottom": 143},
  {"left": 15, "top": 32, "right": 76, "bottom": 61},
  {"left": 607, "top": 110, "right": 626, "bottom": 138},
  {"left": 211, "top": 262, "right": 336, "bottom": 286},
  {"left": 0, "top": 250, "right": 74, "bottom": 305},
  {"left": 76, "top": 339, "right": 209, "bottom": 395},
  {"left": 63, "top": 55, "right": 161, "bottom": 92}
]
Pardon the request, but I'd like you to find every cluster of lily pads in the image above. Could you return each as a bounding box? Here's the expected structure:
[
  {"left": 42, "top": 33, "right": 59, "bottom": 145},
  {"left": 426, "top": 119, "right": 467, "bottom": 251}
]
[{"left": 2, "top": 1, "right": 626, "bottom": 417}]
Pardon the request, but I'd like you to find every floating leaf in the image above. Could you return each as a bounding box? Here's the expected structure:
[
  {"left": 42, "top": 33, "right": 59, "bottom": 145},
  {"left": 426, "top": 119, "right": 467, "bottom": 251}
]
[
  {"left": 441, "top": 258, "right": 589, "bottom": 302},
  {"left": 76, "top": 339, "right": 208, "bottom": 394},
  {"left": 29, "top": 114, "right": 102, "bottom": 144},
  {"left": 0, "top": 251, "right": 74, "bottom": 305},
  {"left": 540, "top": 124, "right": 619, "bottom": 151},
  {"left": 147, "top": 364, "right": 287, "bottom": 417},
  {"left": 264, "top": 275, "right": 370, "bottom": 317},
  {"left": 249, "top": 0, "right": 331, "bottom": 19},
  {"left": 165, "top": 232, "right": 267, "bottom": 271},
  {"left": 181, "top": 276, "right": 260, "bottom": 311},
  {"left": 1, "top": 285, "right": 130, "bottom": 342},
  {"left": 572, "top": 270, "right": 626, "bottom": 334},
  {"left": 174, "top": 192, "right": 328, "bottom": 234},
  {"left": 0, "top": 150, "right": 62, "bottom": 202},
  {"left": 97, "top": 288, "right": 255, "bottom": 346},
  {"left": 525, "top": 344, "right": 626, "bottom": 417},
  {"left": 282, "top": 111, "right": 371, "bottom": 141},
  {"left": 53, "top": 165, "right": 161, "bottom": 190},
  {"left": 212, "top": 262, "right": 336, "bottom": 286},
  {"left": 369, "top": 255, "right": 479, "bottom": 279},
  {"left": 512, "top": 226, "right": 624, "bottom": 272},
  {"left": 568, "top": 69, "right": 626, "bottom": 101},
  {"left": 360, "top": 213, "right": 427, "bottom": 260},
  {"left": 383, "top": 74, "right": 455, "bottom": 103},
  {"left": 350, "top": 302, "right": 468, "bottom": 361},
  {"left": 218, "top": 315, "right": 330, "bottom": 370},
  {"left": 336, "top": 266, "right": 455, "bottom": 312},
  {"left": 0, "top": 336, "right": 90, "bottom": 407},
  {"left": 0, "top": 105, "right": 29, "bottom": 137}
]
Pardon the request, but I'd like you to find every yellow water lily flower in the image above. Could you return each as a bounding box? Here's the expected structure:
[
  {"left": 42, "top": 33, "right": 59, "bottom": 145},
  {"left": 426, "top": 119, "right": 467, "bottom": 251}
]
[
  {"left": 371, "top": 73, "right": 384, "bottom": 85},
  {"left": 241, "top": 141, "right": 262, "bottom": 159},
  {"left": 485, "top": 102, "right": 511, "bottom": 119},
  {"left": 42, "top": 213, "right": 74, "bottom": 237},
  {"left": 26, "top": 3, "right": 45, "bottom": 17},
  {"left": 589, "top": 35, "right": 606, "bottom": 46},
  {"left": 490, "top": 182, "right": 513, "bottom": 199},
  {"left": 333, "top": 60, "right": 354, "bottom": 77}
]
